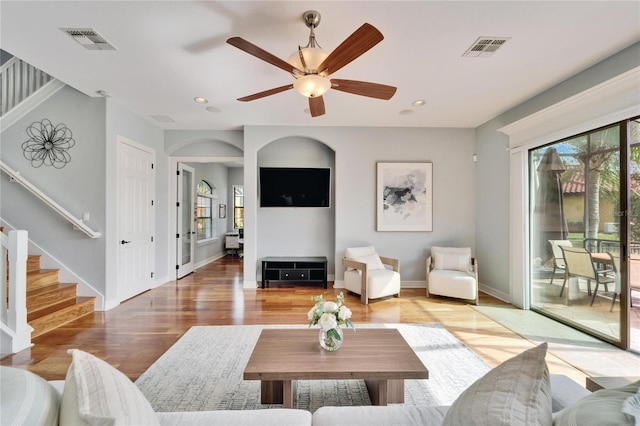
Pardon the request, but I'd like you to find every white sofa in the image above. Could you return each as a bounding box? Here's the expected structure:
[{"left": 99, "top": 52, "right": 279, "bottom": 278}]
[{"left": 3, "top": 345, "right": 638, "bottom": 426}]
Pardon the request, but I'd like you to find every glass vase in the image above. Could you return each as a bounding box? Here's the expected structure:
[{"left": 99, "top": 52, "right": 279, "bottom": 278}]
[{"left": 319, "top": 327, "right": 344, "bottom": 351}]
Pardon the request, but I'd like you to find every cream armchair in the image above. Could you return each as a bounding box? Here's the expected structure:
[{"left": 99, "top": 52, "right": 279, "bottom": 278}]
[
  {"left": 426, "top": 246, "right": 478, "bottom": 304},
  {"left": 342, "top": 246, "right": 400, "bottom": 304}
]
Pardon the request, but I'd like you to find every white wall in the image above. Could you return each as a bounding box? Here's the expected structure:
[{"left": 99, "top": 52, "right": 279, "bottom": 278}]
[
  {"left": 0, "top": 86, "right": 107, "bottom": 294},
  {"left": 475, "top": 41, "right": 640, "bottom": 305},
  {"left": 243, "top": 126, "right": 476, "bottom": 288}
]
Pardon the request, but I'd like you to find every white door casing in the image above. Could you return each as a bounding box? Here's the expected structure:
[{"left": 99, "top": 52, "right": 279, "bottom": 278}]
[
  {"left": 176, "top": 163, "right": 195, "bottom": 278},
  {"left": 116, "top": 137, "right": 156, "bottom": 301}
]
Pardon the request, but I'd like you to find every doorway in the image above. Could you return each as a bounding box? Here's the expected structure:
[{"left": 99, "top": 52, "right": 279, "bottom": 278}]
[
  {"left": 116, "top": 137, "right": 156, "bottom": 301},
  {"left": 176, "top": 163, "right": 195, "bottom": 278},
  {"left": 529, "top": 116, "right": 639, "bottom": 350}
]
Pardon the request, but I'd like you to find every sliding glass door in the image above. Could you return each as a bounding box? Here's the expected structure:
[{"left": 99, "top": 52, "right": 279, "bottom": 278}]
[{"left": 529, "top": 116, "right": 638, "bottom": 349}]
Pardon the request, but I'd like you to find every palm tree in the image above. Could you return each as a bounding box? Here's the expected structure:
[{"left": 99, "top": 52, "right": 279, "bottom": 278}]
[{"left": 571, "top": 127, "right": 618, "bottom": 241}]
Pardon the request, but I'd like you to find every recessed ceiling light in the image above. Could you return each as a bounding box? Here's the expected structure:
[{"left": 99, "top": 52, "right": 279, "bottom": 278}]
[
  {"left": 412, "top": 100, "right": 426, "bottom": 107},
  {"left": 206, "top": 106, "right": 221, "bottom": 113},
  {"left": 399, "top": 109, "right": 413, "bottom": 115},
  {"left": 194, "top": 97, "right": 208, "bottom": 104}
]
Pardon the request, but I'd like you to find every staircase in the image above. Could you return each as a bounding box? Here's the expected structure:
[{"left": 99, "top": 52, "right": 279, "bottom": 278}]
[{"left": 26, "top": 255, "right": 95, "bottom": 338}]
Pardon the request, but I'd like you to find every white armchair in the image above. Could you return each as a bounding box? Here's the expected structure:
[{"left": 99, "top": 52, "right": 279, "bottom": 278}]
[
  {"left": 426, "top": 246, "right": 478, "bottom": 304},
  {"left": 342, "top": 246, "right": 401, "bottom": 304}
]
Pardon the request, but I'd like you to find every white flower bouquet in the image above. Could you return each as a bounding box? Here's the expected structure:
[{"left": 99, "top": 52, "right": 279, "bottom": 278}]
[{"left": 307, "top": 292, "right": 355, "bottom": 349}]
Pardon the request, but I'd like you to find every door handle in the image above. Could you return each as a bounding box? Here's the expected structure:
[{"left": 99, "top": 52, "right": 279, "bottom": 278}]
[{"left": 121, "top": 240, "right": 131, "bottom": 245}]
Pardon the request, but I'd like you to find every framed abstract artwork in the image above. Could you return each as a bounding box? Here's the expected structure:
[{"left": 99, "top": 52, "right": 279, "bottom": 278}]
[
  {"left": 219, "top": 204, "right": 227, "bottom": 219},
  {"left": 377, "top": 162, "right": 433, "bottom": 232}
]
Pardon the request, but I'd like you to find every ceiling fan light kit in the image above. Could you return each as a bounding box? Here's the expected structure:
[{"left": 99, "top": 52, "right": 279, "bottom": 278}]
[
  {"left": 226, "top": 10, "right": 396, "bottom": 117},
  {"left": 293, "top": 74, "right": 331, "bottom": 98}
]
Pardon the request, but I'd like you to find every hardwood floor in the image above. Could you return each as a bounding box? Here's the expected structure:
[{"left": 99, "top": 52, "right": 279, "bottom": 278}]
[{"left": 1, "top": 256, "right": 588, "bottom": 385}]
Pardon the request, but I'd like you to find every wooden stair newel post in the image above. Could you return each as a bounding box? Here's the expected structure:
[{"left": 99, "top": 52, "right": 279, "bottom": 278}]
[{"left": 2, "top": 230, "right": 33, "bottom": 354}]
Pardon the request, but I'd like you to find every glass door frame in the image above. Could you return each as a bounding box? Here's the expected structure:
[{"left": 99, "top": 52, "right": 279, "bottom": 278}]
[
  {"left": 527, "top": 117, "right": 635, "bottom": 349},
  {"left": 176, "top": 162, "right": 195, "bottom": 279}
]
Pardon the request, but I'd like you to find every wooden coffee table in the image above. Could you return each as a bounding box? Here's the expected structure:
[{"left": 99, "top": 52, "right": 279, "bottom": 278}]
[{"left": 243, "top": 328, "right": 429, "bottom": 408}]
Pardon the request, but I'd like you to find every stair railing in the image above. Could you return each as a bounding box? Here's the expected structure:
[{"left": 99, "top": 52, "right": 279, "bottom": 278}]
[
  {"left": 1, "top": 161, "right": 101, "bottom": 238},
  {"left": 0, "top": 56, "right": 65, "bottom": 130},
  {"left": 1, "top": 57, "right": 53, "bottom": 115},
  {"left": 1, "top": 229, "right": 32, "bottom": 354}
]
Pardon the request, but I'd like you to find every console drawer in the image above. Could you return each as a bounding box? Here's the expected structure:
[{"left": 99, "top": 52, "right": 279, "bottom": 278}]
[{"left": 280, "top": 269, "right": 308, "bottom": 280}]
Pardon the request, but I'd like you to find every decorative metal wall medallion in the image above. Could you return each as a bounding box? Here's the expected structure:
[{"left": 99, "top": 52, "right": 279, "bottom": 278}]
[{"left": 22, "top": 119, "right": 76, "bottom": 168}]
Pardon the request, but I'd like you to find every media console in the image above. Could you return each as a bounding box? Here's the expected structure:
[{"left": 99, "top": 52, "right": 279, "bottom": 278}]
[{"left": 261, "top": 256, "right": 328, "bottom": 289}]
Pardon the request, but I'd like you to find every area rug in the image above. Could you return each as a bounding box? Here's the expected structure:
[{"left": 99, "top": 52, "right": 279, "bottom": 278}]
[{"left": 135, "top": 324, "right": 490, "bottom": 413}]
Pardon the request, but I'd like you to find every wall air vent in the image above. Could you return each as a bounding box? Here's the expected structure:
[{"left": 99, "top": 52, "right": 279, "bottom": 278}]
[
  {"left": 60, "top": 28, "right": 116, "bottom": 51},
  {"left": 463, "top": 37, "right": 510, "bottom": 57}
]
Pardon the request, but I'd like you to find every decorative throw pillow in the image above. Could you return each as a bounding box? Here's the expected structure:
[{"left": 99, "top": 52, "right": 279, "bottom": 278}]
[
  {"left": 431, "top": 247, "right": 472, "bottom": 272},
  {"left": 0, "top": 366, "right": 60, "bottom": 426},
  {"left": 351, "top": 253, "right": 386, "bottom": 271},
  {"left": 443, "top": 343, "right": 552, "bottom": 426},
  {"left": 552, "top": 380, "right": 640, "bottom": 426},
  {"left": 60, "top": 349, "right": 159, "bottom": 426},
  {"left": 345, "top": 246, "right": 386, "bottom": 271}
]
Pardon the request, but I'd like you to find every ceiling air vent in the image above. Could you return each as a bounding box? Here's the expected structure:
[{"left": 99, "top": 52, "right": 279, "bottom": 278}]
[
  {"left": 60, "top": 28, "right": 116, "bottom": 51},
  {"left": 463, "top": 37, "right": 510, "bottom": 57},
  {"left": 151, "top": 115, "right": 176, "bottom": 123}
]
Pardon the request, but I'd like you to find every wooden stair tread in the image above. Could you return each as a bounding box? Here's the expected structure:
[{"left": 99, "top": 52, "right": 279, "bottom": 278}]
[
  {"left": 27, "top": 283, "right": 78, "bottom": 314},
  {"left": 29, "top": 297, "right": 95, "bottom": 338},
  {"left": 17, "top": 250, "right": 95, "bottom": 339},
  {"left": 27, "top": 269, "right": 60, "bottom": 290}
]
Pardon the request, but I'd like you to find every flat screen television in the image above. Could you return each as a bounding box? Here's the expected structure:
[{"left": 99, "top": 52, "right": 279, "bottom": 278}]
[{"left": 259, "top": 167, "right": 330, "bottom": 207}]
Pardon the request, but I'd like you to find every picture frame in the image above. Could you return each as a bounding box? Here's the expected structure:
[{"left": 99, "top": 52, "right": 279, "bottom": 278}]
[
  {"left": 376, "top": 162, "right": 433, "bottom": 232},
  {"left": 218, "top": 204, "right": 227, "bottom": 219}
]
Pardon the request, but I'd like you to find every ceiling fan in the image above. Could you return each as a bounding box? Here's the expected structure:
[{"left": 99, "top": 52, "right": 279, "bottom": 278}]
[{"left": 226, "top": 10, "right": 397, "bottom": 117}]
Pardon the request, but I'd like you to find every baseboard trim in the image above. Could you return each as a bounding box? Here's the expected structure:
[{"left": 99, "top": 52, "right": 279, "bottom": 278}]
[
  {"left": 195, "top": 252, "right": 226, "bottom": 270},
  {"left": 479, "top": 282, "right": 510, "bottom": 303}
]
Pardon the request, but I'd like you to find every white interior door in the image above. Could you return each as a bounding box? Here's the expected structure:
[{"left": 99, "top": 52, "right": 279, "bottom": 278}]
[
  {"left": 176, "top": 163, "right": 195, "bottom": 278},
  {"left": 117, "top": 137, "right": 155, "bottom": 301}
]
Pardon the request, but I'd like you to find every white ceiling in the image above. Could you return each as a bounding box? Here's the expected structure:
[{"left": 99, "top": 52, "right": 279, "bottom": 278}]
[{"left": 1, "top": 1, "right": 639, "bottom": 131}]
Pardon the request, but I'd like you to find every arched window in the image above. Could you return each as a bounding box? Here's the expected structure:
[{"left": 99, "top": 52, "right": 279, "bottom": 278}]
[{"left": 196, "top": 180, "right": 216, "bottom": 241}]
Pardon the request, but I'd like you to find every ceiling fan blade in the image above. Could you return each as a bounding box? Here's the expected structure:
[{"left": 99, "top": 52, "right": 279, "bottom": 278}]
[
  {"left": 227, "top": 37, "right": 303, "bottom": 74},
  {"left": 330, "top": 79, "right": 397, "bottom": 100},
  {"left": 309, "top": 96, "right": 326, "bottom": 117},
  {"left": 237, "top": 84, "right": 294, "bottom": 102},
  {"left": 317, "top": 23, "right": 384, "bottom": 76}
]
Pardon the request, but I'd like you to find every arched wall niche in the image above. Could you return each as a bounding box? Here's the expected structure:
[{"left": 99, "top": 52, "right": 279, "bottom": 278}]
[{"left": 256, "top": 135, "right": 337, "bottom": 276}]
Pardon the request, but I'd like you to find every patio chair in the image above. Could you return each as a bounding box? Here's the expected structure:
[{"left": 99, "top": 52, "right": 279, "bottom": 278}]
[
  {"left": 607, "top": 252, "right": 622, "bottom": 312},
  {"left": 548, "top": 240, "right": 573, "bottom": 287},
  {"left": 560, "top": 246, "right": 615, "bottom": 306}
]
